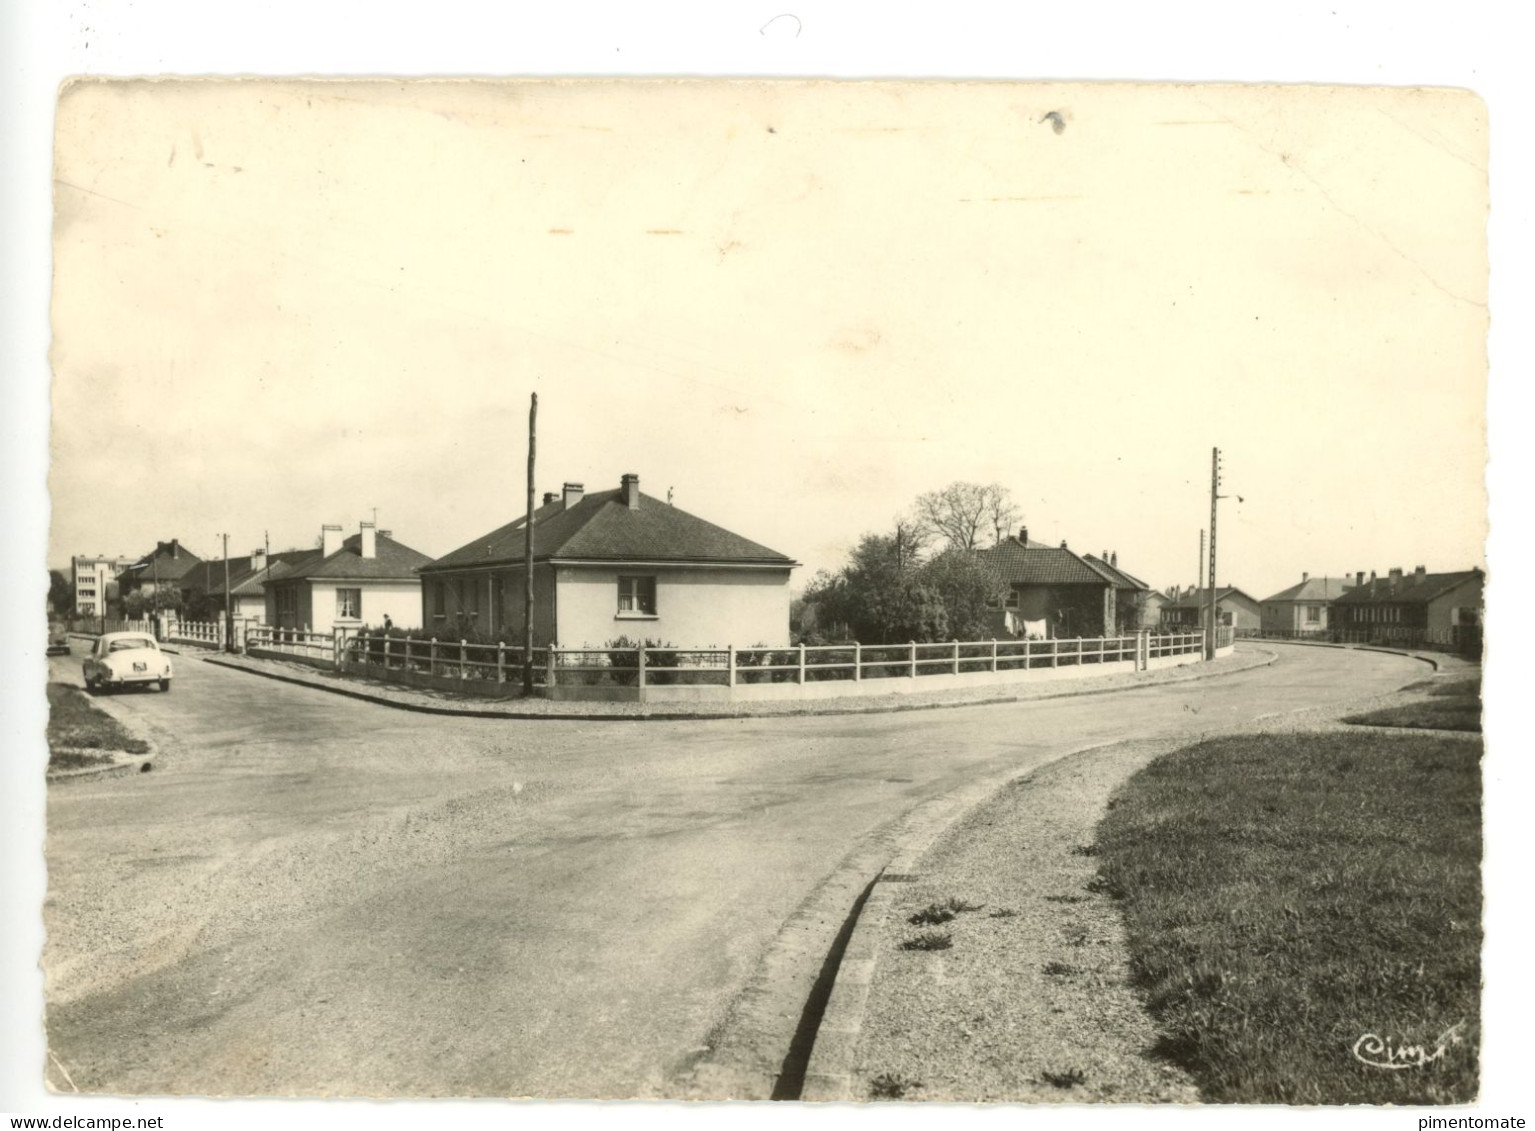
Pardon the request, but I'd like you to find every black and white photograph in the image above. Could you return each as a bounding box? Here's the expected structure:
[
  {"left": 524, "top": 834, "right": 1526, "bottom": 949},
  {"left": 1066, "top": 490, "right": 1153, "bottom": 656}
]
[{"left": 4, "top": 4, "right": 1527, "bottom": 1125}]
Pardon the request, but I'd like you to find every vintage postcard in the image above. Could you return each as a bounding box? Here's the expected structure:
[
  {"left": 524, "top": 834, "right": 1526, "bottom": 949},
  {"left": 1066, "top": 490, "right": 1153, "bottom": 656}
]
[{"left": 43, "top": 78, "right": 1487, "bottom": 1103}]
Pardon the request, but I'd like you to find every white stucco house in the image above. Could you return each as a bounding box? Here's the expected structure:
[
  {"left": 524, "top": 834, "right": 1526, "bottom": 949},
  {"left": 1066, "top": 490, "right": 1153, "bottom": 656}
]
[
  {"left": 265, "top": 523, "right": 431, "bottom": 633},
  {"left": 418, "top": 473, "right": 798, "bottom": 647}
]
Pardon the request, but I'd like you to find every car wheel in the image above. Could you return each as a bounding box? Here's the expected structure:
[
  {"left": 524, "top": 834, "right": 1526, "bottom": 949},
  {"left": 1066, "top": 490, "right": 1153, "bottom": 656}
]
[{"left": 159, "top": 679, "right": 171, "bottom": 693}]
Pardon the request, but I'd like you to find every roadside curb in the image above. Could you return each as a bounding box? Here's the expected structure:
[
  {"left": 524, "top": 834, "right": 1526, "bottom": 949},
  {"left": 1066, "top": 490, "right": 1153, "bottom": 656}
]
[
  {"left": 200, "top": 648, "right": 1280, "bottom": 723},
  {"left": 1245, "top": 638, "right": 1448, "bottom": 672}
]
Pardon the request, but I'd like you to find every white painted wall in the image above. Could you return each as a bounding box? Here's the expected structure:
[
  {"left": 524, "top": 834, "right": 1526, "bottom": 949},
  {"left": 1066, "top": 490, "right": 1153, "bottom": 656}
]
[
  {"left": 554, "top": 565, "right": 792, "bottom": 647},
  {"left": 305, "top": 580, "right": 422, "bottom": 632}
]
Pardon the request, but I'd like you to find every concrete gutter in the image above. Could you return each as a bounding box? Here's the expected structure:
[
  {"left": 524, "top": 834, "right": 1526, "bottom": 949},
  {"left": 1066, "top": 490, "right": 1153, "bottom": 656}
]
[{"left": 200, "top": 648, "right": 1279, "bottom": 723}]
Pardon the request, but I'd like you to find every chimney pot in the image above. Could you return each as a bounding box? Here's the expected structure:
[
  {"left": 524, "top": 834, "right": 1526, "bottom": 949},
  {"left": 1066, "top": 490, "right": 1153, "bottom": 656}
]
[
  {"left": 621, "top": 473, "right": 640, "bottom": 509},
  {"left": 542, "top": 491, "right": 557, "bottom": 505},
  {"left": 563, "top": 481, "right": 585, "bottom": 509},
  {"left": 1060, "top": 540, "right": 1068, "bottom": 549}
]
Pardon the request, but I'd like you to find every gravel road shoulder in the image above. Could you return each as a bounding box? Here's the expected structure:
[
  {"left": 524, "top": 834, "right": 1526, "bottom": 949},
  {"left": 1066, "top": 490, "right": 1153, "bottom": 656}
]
[{"left": 841, "top": 660, "right": 1478, "bottom": 1103}]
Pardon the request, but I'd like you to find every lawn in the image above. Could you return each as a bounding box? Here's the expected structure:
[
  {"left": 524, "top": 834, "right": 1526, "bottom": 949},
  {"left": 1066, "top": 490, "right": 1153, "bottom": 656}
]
[
  {"left": 1343, "top": 677, "right": 1482, "bottom": 733},
  {"left": 47, "top": 681, "right": 149, "bottom": 769},
  {"left": 1095, "top": 731, "right": 1481, "bottom": 1104}
]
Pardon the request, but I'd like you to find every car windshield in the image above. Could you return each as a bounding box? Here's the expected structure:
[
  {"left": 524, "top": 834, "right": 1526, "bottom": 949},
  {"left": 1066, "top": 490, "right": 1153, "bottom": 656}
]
[{"left": 108, "top": 637, "right": 156, "bottom": 653}]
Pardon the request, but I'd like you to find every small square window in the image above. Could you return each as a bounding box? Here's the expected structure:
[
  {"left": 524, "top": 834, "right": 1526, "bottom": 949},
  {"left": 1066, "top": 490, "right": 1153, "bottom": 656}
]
[{"left": 617, "top": 575, "right": 657, "bottom": 615}]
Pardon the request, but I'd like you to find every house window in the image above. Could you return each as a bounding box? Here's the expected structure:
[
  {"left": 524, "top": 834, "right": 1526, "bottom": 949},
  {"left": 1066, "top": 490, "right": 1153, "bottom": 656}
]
[
  {"left": 617, "top": 575, "right": 657, "bottom": 616},
  {"left": 432, "top": 581, "right": 446, "bottom": 619},
  {"left": 1004, "top": 587, "right": 1019, "bottom": 609},
  {"left": 1305, "top": 605, "right": 1321, "bottom": 624},
  {"left": 336, "top": 588, "right": 362, "bottom": 620}
]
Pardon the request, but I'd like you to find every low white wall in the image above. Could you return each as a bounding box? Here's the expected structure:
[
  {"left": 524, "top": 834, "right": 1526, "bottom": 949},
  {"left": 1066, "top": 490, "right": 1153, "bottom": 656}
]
[{"left": 634, "top": 648, "right": 1207, "bottom": 703}]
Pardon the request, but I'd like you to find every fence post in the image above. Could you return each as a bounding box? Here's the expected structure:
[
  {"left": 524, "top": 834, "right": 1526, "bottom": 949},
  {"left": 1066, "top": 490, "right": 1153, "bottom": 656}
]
[
  {"left": 459, "top": 639, "right": 468, "bottom": 680},
  {"left": 991, "top": 639, "right": 998, "bottom": 672},
  {"left": 429, "top": 637, "right": 437, "bottom": 676},
  {"left": 383, "top": 634, "right": 391, "bottom": 669},
  {"left": 952, "top": 639, "right": 960, "bottom": 675},
  {"left": 726, "top": 644, "right": 736, "bottom": 687},
  {"left": 497, "top": 642, "right": 506, "bottom": 683},
  {"left": 797, "top": 644, "right": 807, "bottom": 684},
  {"left": 909, "top": 641, "right": 917, "bottom": 679},
  {"left": 545, "top": 645, "right": 556, "bottom": 690},
  {"left": 1051, "top": 638, "right": 1059, "bottom": 668},
  {"left": 333, "top": 628, "right": 342, "bottom": 671},
  {"left": 637, "top": 643, "right": 647, "bottom": 690},
  {"left": 853, "top": 641, "right": 862, "bottom": 682}
]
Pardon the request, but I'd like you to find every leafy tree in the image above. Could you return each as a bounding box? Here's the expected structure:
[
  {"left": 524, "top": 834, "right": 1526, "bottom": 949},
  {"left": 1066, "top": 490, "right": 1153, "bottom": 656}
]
[
  {"left": 806, "top": 532, "right": 949, "bottom": 644},
  {"left": 913, "top": 482, "right": 1020, "bottom": 550},
  {"left": 48, "top": 570, "right": 72, "bottom": 615},
  {"left": 917, "top": 546, "right": 1008, "bottom": 641}
]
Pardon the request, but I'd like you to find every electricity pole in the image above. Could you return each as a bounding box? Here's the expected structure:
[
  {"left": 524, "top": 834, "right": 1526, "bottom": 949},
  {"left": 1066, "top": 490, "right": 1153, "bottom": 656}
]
[
  {"left": 523, "top": 393, "right": 538, "bottom": 696},
  {"left": 222, "top": 533, "right": 233, "bottom": 652},
  {"left": 1207, "top": 448, "right": 1221, "bottom": 660}
]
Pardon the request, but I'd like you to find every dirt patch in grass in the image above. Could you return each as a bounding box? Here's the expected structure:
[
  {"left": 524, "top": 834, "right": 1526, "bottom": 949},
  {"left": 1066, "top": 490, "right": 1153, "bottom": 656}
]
[
  {"left": 47, "top": 682, "right": 149, "bottom": 767},
  {"left": 1096, "top": 731, "right": 1481, "bottom": 1104}
]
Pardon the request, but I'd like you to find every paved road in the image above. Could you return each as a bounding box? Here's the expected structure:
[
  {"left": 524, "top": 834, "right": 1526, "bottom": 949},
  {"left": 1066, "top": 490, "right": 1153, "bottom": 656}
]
[{"left": 44, "top": 644, "right": 1421, "bottom": 1097}]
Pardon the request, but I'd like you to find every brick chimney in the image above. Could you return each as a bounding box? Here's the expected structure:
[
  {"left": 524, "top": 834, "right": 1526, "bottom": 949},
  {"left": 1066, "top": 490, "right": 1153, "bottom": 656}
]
[
  {"left": 563, "top": 481, "right": 585, "bottom": 509},
  {"left": 1019, "top": 525, "right": 1028, "bottom": 545},
  {"left": 1414, "top": 564, "right": 1427, "bottom": 584},
  {"left": 360, "top": 521, "right": 377, "bottom": 559},
  {"left": 250, "top": 548, "right": 267, "bottom": 574},
  {"left": 322, "top": 524, "right": 343, "bottom": 558},
  {"left": 621, "top": 473, "right": 640, "bottom": 509},
  {"left": 1388, "top": 567, "right": 1403, "bottom": 587},
  {"left": 1302, "top": 571, "right": 1309, "bottom": 582},
  {"left": 1110, "top": 550, "right": 1118, "bottom": 568},
  {"left": 542, "top": 491, "right": 558, "bottom": 506},
  {"left": 1356, "top": 571, "right": 1365, "bottom": 588}
]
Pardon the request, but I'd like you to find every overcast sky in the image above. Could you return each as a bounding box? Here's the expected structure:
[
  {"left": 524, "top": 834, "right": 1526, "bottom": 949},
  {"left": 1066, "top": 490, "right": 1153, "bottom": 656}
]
[{"left": 49, "top": 80, "right": 1487, "bottom": 597}]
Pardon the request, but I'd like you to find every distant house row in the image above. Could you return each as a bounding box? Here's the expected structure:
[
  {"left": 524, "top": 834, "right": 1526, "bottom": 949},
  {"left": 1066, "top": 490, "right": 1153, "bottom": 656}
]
[
  {"left": 72, "top": 472, "right": 803, "bottom": 648},
  {"left": 1257, "top": 566, "right": 1483, "bottom": 640}
]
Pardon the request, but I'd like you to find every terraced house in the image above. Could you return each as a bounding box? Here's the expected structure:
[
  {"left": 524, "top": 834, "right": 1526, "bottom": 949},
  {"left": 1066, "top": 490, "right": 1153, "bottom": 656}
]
[
  {"left": 1330, "top": 566, "right": 1483, "bottom": 649},
  {"left": 418, "top": 473, "right": 798, "bottom": 648}
]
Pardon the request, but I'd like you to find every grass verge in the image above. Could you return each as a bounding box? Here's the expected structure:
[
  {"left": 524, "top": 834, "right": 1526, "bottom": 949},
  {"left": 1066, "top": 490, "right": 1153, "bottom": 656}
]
[
  {"left": 47, "top": 682, "right": 149, "bottom": 768},
  {"left": 1095, "top": 731, "right": 1481, "bottom": 1104},
  {"left": 1343, "top": 677, "right": 1482, "bottom": 733}
]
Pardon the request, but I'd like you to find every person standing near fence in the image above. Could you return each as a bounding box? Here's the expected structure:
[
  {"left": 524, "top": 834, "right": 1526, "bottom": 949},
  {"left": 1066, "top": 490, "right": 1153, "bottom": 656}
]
[{"left": 382, "top": 614, "right": 393, "bottom": 632}]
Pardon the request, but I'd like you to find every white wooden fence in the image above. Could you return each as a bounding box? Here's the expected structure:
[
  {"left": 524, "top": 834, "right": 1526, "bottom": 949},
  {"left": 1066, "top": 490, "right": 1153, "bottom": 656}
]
[{"left": 321, "top": 629, "right": 1212, "bottom": 691}]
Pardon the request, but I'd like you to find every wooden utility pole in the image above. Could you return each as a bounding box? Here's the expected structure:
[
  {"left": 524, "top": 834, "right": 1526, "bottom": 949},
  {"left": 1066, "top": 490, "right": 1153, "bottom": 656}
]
[
  {"left": 1207, "top": 448, "right": 1221, "bottom": 660},
  {"left": 222, "top": 533, "right": 233, "bottom": 652},
  {"left": 523, "top": 393, "right": 538, "bottom": 695}
]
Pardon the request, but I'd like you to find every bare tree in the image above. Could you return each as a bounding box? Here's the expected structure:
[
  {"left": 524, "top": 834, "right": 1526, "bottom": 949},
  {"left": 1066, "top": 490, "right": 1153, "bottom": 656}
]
[{"left": 913, "top": 482, "right": 1019, "bottom": 550}]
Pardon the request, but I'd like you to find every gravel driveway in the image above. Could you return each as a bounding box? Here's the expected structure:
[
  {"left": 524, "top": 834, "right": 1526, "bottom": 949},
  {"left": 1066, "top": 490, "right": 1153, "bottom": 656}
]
[{"left": 42, "top": 644, "right": 1425, "bottom": 1097}]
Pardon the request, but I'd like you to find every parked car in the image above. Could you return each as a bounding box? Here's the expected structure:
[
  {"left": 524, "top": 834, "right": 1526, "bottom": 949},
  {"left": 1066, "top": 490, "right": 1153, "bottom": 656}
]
[
  {"left": 82, "top": 632, "right": 172, "bottom": 693},
  {"left": 46, "top": 623, "right": 71, "bottom": 656}
]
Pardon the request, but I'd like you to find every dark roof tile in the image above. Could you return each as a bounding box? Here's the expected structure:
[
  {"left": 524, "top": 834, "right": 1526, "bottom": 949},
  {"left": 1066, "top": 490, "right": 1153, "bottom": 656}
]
[{"left": 422, "top": 489, "right": 796, "bottom": 571}]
